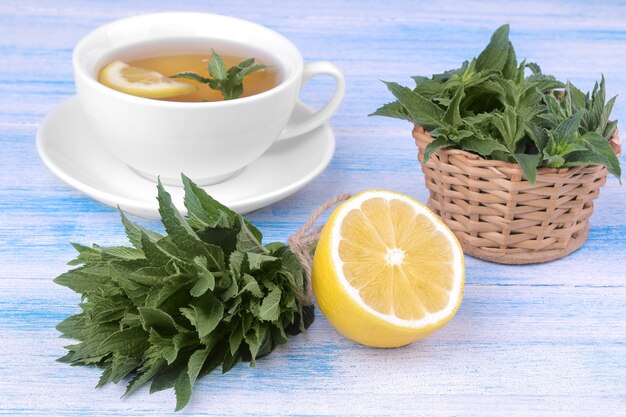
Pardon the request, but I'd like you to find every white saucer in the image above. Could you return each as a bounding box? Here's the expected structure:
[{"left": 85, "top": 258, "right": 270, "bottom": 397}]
[{"left": 37, "top": 96, "right": 335, "bottom": 219}]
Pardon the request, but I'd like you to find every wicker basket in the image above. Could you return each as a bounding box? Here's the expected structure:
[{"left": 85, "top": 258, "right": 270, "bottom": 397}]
[{"left": 413, "top": 125, "right": 621, "bottom": 264}]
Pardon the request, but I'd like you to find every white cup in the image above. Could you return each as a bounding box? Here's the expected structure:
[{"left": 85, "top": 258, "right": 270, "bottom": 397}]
[{"left": 73, "top": 12, "right": 345, "bottom": 186}]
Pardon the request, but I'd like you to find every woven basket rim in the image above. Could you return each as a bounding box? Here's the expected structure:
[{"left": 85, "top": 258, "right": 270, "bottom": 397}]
[{"left": 413, "top": 124, "right": 621, "bottom": 177}]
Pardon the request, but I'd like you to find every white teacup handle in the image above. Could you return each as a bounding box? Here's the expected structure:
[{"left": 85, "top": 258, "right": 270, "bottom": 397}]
[{"left": 277, "top": 62, "right": 345, "bottom": 141}]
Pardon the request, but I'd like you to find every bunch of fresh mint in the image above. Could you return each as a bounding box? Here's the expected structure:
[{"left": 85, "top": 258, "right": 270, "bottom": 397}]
[
  {"left": 372, "top": 24, "right": 620, "bottom": 183},
  {"left": 171, "top": 49, "right": 268, "bottom": 100},
  {"left": 55, "top": 175, "right": 313, "bottom": 411}
]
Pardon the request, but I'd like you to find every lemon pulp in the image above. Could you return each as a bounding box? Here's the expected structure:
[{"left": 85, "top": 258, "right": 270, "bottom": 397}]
[{"left": 312, "top": 190, "right": 465, "bottom": 347}]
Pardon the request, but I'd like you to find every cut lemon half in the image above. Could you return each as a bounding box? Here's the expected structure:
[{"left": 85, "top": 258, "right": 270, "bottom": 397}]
[
  {"left": 312, "top": 190, "right": 464, "bottom": 347},
  {"left": 98, "top": 60, "right": 197, "bottom": 99}
]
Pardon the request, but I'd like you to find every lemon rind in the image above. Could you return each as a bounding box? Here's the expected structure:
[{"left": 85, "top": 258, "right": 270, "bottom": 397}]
[{"left": 99, "top": 60, "right": 197, "bottom": 98}]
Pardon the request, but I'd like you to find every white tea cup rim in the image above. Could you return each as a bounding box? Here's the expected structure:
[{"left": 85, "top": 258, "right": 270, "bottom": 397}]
[{"left": 72, "top": 12, "right": 303, "bottom": 108}]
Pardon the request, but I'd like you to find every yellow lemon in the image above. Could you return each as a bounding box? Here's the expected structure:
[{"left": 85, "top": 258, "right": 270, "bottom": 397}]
[
  {"left": 98, "top": 60, "right": 197, "bottom": 99},
  {"left": 312, "top": 190, "right": 465, "bottom": 347}
]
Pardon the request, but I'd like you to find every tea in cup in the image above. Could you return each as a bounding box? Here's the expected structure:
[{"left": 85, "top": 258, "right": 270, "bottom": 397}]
[{"left": 73, "top": 12, "right": 345, "bottom": 185}]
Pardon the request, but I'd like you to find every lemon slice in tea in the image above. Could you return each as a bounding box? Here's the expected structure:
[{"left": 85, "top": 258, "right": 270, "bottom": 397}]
[
  {"left": 312, "top": 190, "right": 465, "bottom": 347},
  {"left": 98, "top": 60, "right": 197, "bottom": 99}
]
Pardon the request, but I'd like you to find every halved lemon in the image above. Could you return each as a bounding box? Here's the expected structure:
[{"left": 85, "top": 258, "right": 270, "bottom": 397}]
[
  {"left": 312, "top": 190, "right": 464, "bottom": 347},
  {"left": 98, "top": 60, "right": 197, "bottom": 99}
]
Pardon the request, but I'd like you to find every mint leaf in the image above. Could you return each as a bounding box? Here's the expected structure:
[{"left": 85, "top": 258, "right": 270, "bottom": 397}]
[
  {"left": 97, "top": 326, "right": 148, "bottom": 356},
  {"left": 526, "top": 62, "right": 542, "bottom": 75},
  {"left": 67, "top": 243, "right": 103, "bottom": 265},
  {"left": 120, "top": 210, "right": 163, "bottom": 249},
  {"left": 258, "top": 288, "right": 282, "bottom": 321},
  {"left": 526, "top": 124, "right": 548, "bottom": 150},
  {"left": 413, "top": 77, "right": 446, "bottom": 97},
  {"left": 208, "top": 49, "right": 227, "bottom": 80},
  {"left": 190, "top": 256, "right": 215, "bottom": 296},
  {"left": 148, "top": 328, "right": 182, "bottom": 364},
  {"left": 597, "top": 96, "right": 616, "bottom": 136},
  {"left": 102, "top": 246, "right": 145, "bottom": 261},
  {"left": 502, "top": 41, "right": 518, "bottom": 79},
  {"left": 460, "top": 135, "right": 508, "bottom": 157},
  {"left": 566, "top": 81, "right": 587, "bottom": 110},
  {"left": 229, "top": 326, "right": 244, "bottom": 356},
  {"left": 53, "top": 265, "right": 111, "bottom": 293},
  {"left": 140, "top": 232, "right": 171, "bottom": 266},
  {"left": 443, "top": 86, "right": 465, "bottom": 126},
  {"left": 106, "top": 355, "right": 141, "bottom": 385},
  {"left": 239, "top": 273, "right": 264, "bottom": 298},
  {"left": 138, "top": 307, "right": 178, "bottom": 337},
  {"left": 236, "top": 217, "right": 267, "bottom": 253},
  {"left": 123, "top": 348, "right": 167, "bottom": 393},
  {"left": 554, "top": 111, "right": 584, "bottom": 139},
  {"left": 237, "top": 58, "right": 255, "bottom": 68},
  {"left": 149, "top": 360, "right": 187, "bottom": 394},
  {"left": 157, "top": 180, "right": 207, "bottom": 255},
  {"left": 476, "top": 24, "right": 511, "bottom": 72},
  {"left": 181, "top": 173, "right": 265, "bottom": 254},
  {"left": 384, "top": 81, "right": 444, "bottom": 130},
  {"left": 187, "top": 348, "right": 210, "bottom": 386},
  {"left": 181, "top": 292, "right": 224, "bottom": 339},
  {"left": 222, "top": 349, "right": 238, "bottom": 373},
  {"left": 579, "top": 132, "right": 621, "bottom": 178},
  {"left": 604, "top": 120, "right": 618, "bottom": 142},
  {"left": 369, "top": 101, "right": 413, "bottom": 121},
  {"left": 174, "top": 372, "right": 192, "bottom": 411},
  {"left": 423, "top": 136, "right": 453, "bottom": 163},
  {"left": 182, "top": 173, "right": 235, "bottom": 228},
  {"left": 244, "top": 324, "right": 269, "bottom": 366},
  {"left": 170, "top": 72, "right": 213, "bottom": 85},
  {"left": 237, "top": 64, "right": 267, "bottom": 80},
  {"left": 514, "top": 153, "right": 541, "bottom": 184},
  {"left": 564, "top": 150, "right": 618, "bottom": 179}
]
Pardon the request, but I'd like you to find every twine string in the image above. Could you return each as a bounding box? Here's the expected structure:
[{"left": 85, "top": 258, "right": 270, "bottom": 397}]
[{"left": 287, "top": 194, "right": 352, "bottom": 305}]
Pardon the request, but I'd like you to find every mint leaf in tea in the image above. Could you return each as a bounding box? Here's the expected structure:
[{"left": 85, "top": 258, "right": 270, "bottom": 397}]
[
  {"left": 98, "top": 47, "right": 279, "bottom": 102},
  {"left": 171, "top": 49, "right": 270, "bottom": 100}
]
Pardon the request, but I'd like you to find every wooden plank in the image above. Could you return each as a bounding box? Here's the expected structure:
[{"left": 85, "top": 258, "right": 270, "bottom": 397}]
[{"left": 1, "top": 0, "right": 625, "bottom": 415}]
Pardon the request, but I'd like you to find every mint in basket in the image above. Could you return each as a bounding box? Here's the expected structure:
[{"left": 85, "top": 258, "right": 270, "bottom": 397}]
[{"left": 371, "top": 24, "right": 620, "bottom": 184}]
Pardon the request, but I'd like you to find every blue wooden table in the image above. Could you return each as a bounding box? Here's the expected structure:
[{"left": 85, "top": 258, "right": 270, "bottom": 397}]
[{"left": 1, "top": 1, "right": 625, "bottom": 415}]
